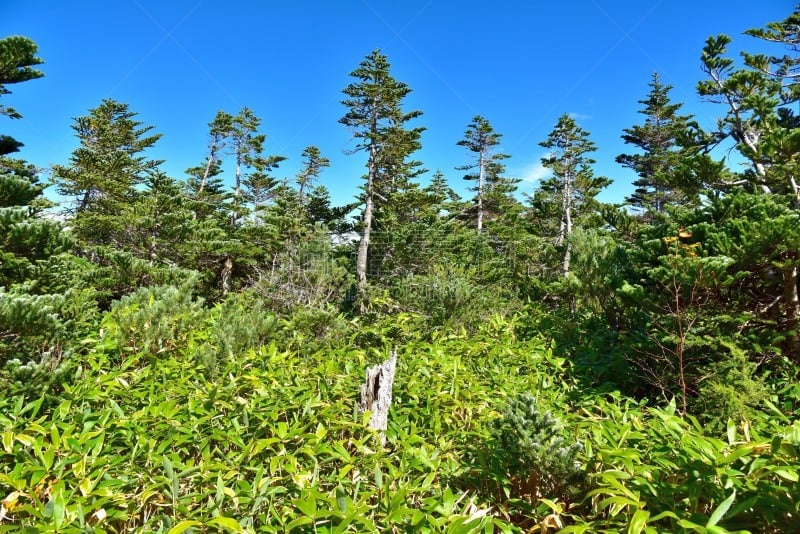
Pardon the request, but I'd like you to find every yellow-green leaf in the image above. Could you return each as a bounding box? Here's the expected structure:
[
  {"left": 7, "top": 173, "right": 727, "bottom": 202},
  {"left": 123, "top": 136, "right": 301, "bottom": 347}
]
[
  {"left": 168, "top": 520, "right": 202, "bottom": 534},
  {"left": 206, "top": 516, "right": 244, "bottom": 532}
]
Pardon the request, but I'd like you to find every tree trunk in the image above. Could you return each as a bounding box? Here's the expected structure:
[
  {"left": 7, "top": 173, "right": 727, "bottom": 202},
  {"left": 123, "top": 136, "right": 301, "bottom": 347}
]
[
  {"left": 477, "top": 150, "right": 485, "bottom": 233},
  {"left": 561, "top": 168, "right": 573, "bottom": 278},
  {"left": 221, "top": 256, "right": 233, "bottom": 295},
  {"left": 198, "top": 151, "right": 215, "bottom": 194},
  {"left": 358, "top": 349, "right": 397, "bottom": 445},
  {"left": 231, "top": 155, "right": 242, "bottom": 226},
  {"left": 356, "top": 142, "right": 377, "bottom": 293},
  {"left": 783, "top": 264, "right": 800, "bottom": 361}
]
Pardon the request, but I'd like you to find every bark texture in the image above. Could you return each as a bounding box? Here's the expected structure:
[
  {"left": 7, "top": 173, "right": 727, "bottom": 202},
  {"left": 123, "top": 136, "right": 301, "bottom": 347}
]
[{"left": 358, "top": 349, "right": 398, "bottom": 444}]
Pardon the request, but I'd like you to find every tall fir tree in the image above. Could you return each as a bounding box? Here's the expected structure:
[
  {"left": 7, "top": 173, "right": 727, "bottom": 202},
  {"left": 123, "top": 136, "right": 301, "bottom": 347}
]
[
  {"left": 340, "top": 49, "right": 424, "bottom": 292},
  {"left": 617, "top": 72, "right": 698, "bottom": 216},
  {"left": 693, "top": 6, "right": 800, "bottom": 359},
  {"left": 698, "top": 6, "right": 800, "bottom": 195},
  {"left": 295, "top": 145, "right": 330, "bottom": 207},
  {"left": 530, "top": 114, "right": 611, "bottom": 280},
  {"left": 53, "top": 99, "right": 162, "bottom": 246},
  {"left": 743, "top": 6, "right": 799, "bottom": 108},
  {"left": 195, "top": 110, "right": 233, "bottom": 195},
  {"left": 456, "top": 115, "right": 510, "bottom": 232},
  {"left": 230, "top": 107, "right": 263, "bottom": 205},
  {"left": 0, "top": 35, "right": 44, "bottom": 156}
]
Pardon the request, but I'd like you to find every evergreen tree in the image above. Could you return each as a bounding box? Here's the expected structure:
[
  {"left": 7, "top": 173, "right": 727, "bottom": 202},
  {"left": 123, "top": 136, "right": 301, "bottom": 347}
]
[
  {"left": 185, "top": 158, "right": 230, "bottom": 222},
  {"left": 617, "top": 72, "right": 698, "bottom": 216},
  {"left": 698, "top": 6, "right": 799, "bottom": 195},
  {"left": 305, "top": 185, "right": 355, "bottom": 233},
  {"left": 0, "top": 35, "right": 44, "bottom": 155},
  {"left": 227, "top": 107, "right": 286, "bottom": 223},
  {"left": 694, "top": 7, "right": 800, "bottom": 357},
  {"left": 340, "top": 49, "right": 424, "bottom": 292},
  {"left": 241, "top": 154, "right": 285, "bottom": 219},
  {"left": 456, "top": 115, "right": 510, "bottom": 232},
  {"left": 295, "top": 146, "right": 330, "bottom": 207},
  {"left": 53, "top": 99, "right": 162, "bottom": 245},
  {"left": 531, "top": 114, "right": 611, "bottom": 280},
  {"left": 743, "top": 6, "right": 799, "bottom": 111},
  {"left": 421, "top": 169, "right": 461, "bottom": 223},
  {"left": 122, "top": 172, "right": 196, "bottom": 265},
  {"left": 0, "top": 45, "right": 99, "bottom": 389},
  {"left": 194, "top": 110, "right": 233, "bottom": 195},
  {"left": 0, "top": 157, "right": 71, "bottom": 286}
]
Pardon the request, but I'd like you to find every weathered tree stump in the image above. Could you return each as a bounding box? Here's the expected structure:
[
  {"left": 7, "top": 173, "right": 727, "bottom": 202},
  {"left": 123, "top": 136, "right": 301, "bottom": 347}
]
[{"left": 358, "top": 348, "right": 397, "bottom": 444}]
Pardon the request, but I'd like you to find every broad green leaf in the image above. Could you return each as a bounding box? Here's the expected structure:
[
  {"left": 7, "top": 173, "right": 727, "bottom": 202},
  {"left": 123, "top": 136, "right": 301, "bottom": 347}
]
[
  {"left": 286, "top": 515, "right": 313, "bottom": 530},
  {"left": 167, "top": 520, "right": 202, "bottom": 534},
  {"left": 335, "top": 485, "right": 348, "bottom": 514},
  {"left": 628, "top": 509, "right": 650, "bottom": 534},
  {"left": 294, "top": 494, "right": 317, "bottom": 517},
  {"left": 707, "top": 490, "right": 736, "bottom": 528},
  {"left": 206, "top": 516, "right": 244, "bottom": 532},
  {"left": 769, "top": 467, "right": 799, "bottom": 482}
]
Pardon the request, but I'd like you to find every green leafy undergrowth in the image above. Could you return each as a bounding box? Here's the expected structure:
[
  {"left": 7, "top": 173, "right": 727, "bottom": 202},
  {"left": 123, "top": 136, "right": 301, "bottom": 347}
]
[
  {"left": 0, "top": 317, "right": 566, "bottom": 532},
  {"left": 2, "top": 312, "right": 798, "bottom": 532},
  {"left": 565, "top": 395, "right": 800, "bottom": 533}
]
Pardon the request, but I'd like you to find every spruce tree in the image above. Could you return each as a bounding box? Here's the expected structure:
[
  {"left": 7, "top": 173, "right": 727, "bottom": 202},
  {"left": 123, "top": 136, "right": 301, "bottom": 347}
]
[
  {"left": 698, "top": 6, "right": 799, "bottom": 195},
  {"left": 340, "top": 49, "right": 424, "bottom": 292},
  {"left": 456, "top": 115, "right": 510, "bottom": 232},
  {"left": 531, "top": 114, "right": 610, "bottom": 280},
  {"left": 0, "top": 35, "right": 44, "bottom": 155},
  {"left": 53, "top": 99, "right": 162, "bottom": 246},
  {"left": 617, "top": 72, "right": 697, "bottom": 216}
]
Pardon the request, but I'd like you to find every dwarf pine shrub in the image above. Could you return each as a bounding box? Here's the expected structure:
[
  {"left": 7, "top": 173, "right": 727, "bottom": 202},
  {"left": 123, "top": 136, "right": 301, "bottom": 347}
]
[{"left": 490, "top": 392, "right": 583, "bottom": 501}]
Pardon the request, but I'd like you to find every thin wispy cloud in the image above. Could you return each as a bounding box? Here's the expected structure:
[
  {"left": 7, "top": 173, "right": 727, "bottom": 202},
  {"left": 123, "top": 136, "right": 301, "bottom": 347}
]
[
  {"left": 515, "top": 155, "right": 552, "bottom": 185},
  {"left": 568, "top": 112, "right": 593, "bottom": 121}
]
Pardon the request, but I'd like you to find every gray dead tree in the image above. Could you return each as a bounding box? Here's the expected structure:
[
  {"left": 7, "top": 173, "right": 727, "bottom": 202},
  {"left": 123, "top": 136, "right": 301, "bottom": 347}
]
[{"left": 358, "top": 348, "right": 397, "bottom": 445}]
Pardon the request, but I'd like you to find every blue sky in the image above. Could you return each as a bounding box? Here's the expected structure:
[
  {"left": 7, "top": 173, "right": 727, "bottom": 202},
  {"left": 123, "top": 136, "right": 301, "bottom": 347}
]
[{"left": 2, "top": 1, "right": 793, "bottom": 207}]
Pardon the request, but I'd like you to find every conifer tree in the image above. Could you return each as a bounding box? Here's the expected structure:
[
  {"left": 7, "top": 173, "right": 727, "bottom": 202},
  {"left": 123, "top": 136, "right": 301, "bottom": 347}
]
[
  {"left": 691, "top": 5, "right": 800, "bottom": 359},
  {"left": 457, "top": 116, "right": 510, "bottom": 232},
  {"left": 531, "top": 114, "right": 610, "bottom": 280},
  {"left": 617, "top": 73, "right": 697, "bottom": 216},
  {"left": 123, "top": 172, "right": 195, "bottom": 265},
  {"left": 698, "top": 6, "right": 799, "bottom": 195},
  {"left": 242, "top": 155, "right": 285, "bottom": 219},
  {"left": 227, "top": 107, "right": 286, "bottom": 223},
  {"left": 0, "top": 35, "right": 44, "bottom": 155},
  {"left": 53, "top": 99, "right": 162, "bottom": 246},
  {"left": 0, "top": 42, "right": 98, "bottom": 381},
  {"left": 295, "top": 146, "right": 330, "bottom": 207},
  {"left": 195, "top": 110, "right": 233, "bottom": 195},
  {"left": 422, "top": 169, "right": 461, "bottom": 223},
  {"left": 744, "top": 7, "right": 799, "bottom": 104},
  {"left": 0, "top": 157, "right": 71, "bottom": 285},
  {"left": 340, "top": 49, "right": 424, "bottom": 292},
  {"left": 305, "top": 185, "right": 355, "bottom": 232}
]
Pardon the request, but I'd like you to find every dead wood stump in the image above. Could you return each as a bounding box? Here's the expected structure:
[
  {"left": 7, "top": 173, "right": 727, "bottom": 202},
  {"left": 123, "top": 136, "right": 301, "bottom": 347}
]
[{"left": 358, "top": 348, "right": 397, "bottom": 444}]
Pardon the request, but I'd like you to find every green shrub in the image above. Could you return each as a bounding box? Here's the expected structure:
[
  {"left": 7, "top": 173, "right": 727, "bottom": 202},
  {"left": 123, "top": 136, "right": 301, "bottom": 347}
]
[
  {"left": 0, "top": 286, "right": 99, "bottom": 401},
  {"left": 192, "top": 291, "right": 279, "bottom": 374},
  {"left": 489, "top": 393, "right": 583, "bottom": 503},
  {"left": 697, "top": 341, "right": 768, "bottom": 431},
  {"left": 103, "top": 283, "right": 206, "bottom": 361}
]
